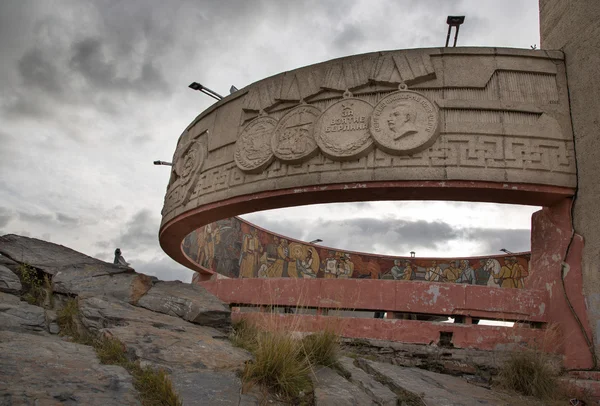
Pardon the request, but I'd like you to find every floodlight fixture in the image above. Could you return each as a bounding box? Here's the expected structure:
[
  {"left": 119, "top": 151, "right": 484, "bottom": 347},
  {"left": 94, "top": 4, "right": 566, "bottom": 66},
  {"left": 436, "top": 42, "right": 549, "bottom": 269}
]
[
  {"left": 500, "top": 248, "right": 513, "bottom": 254},
  {"left": 445, "top": 15, "right": 465, "bottom": 47},
  {"left": 309, "top": 239, "right": 323, "bottom": 244},
  {"left": 410, "top": 251, "right": 416, "bottom": 258},
  {"left": 188, "top": 82, "right": 223, "bottom": 101},
  {"left": 230, "top": 85, "right": 239, "bottom": 94},
  {"left": 153, "top": 160, "right": 173, "bottom": 166}
]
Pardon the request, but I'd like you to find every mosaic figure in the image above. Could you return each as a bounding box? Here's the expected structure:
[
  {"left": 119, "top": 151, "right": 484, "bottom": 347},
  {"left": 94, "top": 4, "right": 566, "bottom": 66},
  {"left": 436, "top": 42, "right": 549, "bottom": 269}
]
[
  {"left": 266, "top": 239, "right": 290, "bottom": 278},
  {"left": 443, "top": 260, "right": 461, "bottom": 283},
  {"left": 456, "top": 259, "right": 477, "bottom": 284},
  {"left": 425, "top": 260, "right": 442, "bottom": 282},
  {"left": 239, "top": 228, "right": 262, "bottom": 278}
]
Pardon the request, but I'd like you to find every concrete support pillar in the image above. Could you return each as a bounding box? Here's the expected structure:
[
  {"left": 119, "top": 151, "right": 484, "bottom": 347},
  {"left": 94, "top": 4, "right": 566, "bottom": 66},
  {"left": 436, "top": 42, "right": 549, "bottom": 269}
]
[{"left": 540, "top": 0, "right": 600, "bottom": 366}]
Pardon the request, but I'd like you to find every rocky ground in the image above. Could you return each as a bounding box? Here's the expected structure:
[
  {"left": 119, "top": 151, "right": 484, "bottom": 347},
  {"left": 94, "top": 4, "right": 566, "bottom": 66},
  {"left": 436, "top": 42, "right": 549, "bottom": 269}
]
[{"left": 0, "top": 234, "right": 558, "bottom": 405}]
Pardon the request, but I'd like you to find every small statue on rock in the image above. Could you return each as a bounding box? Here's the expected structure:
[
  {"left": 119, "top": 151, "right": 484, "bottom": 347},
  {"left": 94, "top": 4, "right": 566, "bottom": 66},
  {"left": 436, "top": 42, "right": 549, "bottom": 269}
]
[{"left": 113, "top": 248, "right": 130, "bottom": 266}]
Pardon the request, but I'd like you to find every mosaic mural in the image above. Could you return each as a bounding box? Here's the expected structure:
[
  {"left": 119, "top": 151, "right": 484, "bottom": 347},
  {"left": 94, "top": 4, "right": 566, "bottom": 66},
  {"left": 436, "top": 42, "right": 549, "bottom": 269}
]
[{"left": 182, "top": 217, "right": 529, "bottom": 288}]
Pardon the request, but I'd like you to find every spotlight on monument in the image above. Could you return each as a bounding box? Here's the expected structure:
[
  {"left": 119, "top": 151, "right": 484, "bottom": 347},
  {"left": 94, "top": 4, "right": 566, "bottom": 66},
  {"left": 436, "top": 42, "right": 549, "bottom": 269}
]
[
  {"left": 445, "top": 15, "right": 465, "bottom": 47},
  {"left": 188, "top": 82, "right": 223, "bottom": 101},
  {"left": 230, "top": 85, "right": 239, "bottom": 94},
  {"left": 153, "top": 160, "right": 173, "bottom": 166},
  {"left": 309, "top": 239, "right": 323, "bottom": 244},
  {"left": 500, "top": 248, "right": 513, "bottom": 254}
]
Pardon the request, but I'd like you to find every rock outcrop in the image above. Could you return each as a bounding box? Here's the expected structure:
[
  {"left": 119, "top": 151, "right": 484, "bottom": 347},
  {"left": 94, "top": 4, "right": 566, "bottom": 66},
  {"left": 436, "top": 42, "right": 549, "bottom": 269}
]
[
  {"left": 0, "top": 234, "right": 255, "bottom": 405},
  {"left": 0, "top": 330, "right": 139, "bottom": 405},
  {"left": 136, "top": 280, "right": 231, "bottom": 328}
]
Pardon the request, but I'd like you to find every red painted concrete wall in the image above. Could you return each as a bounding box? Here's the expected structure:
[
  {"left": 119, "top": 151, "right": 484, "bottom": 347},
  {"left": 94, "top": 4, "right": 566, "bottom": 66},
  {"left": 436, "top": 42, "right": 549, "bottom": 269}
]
[{"left": 190, "top": 198, "right": 596, "bottom": 370}]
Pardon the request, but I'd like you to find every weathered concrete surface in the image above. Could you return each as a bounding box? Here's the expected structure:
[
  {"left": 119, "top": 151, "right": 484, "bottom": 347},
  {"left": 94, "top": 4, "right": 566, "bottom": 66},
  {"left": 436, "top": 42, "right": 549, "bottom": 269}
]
[
  {"left": 0, "top": 264, "right": 20, "bottom": 294},
  {"left": 312, "top": 366, "right": 375, "bottom": 405},
  {"left": 337, "top": 357, "right": 396, "bottom": 406},
  {"left": 0, "top": 330, "right": 139, "bottom": 405},
  {"left": 137, "top": 280, "right": 231, "bottom": 327},
  {"left": 356, "top": 358, "right": 541, "bottom": 406},
  {"left": 0, "top": 292, "right": 46, "bottom": 333},
  {"left": 540, "top": 0, "right": 600, "bottom": 362}
]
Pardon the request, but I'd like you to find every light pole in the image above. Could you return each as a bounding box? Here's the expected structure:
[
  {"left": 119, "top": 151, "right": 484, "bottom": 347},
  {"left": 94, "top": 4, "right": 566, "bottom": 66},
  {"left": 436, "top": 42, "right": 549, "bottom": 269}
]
[
  {"left": 153, "top": 160, "right": 173, "bottom": 167},
  {"left": 445, "top": 16, "right": 465, "bottom": 47},
  {"left": 189, "top": 82, "right": 223, "bottom": 101}
]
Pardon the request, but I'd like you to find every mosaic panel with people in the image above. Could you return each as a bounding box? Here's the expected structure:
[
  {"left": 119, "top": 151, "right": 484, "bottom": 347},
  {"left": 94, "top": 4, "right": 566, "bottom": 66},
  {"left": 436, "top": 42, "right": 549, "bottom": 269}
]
[{"left": 182, "top": 217, "right": 529, "bottom": 288}]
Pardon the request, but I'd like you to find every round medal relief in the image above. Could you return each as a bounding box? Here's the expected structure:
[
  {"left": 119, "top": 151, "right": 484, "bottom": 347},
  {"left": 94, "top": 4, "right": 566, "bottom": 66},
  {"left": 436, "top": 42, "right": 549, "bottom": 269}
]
[
  {"left": 272, "top": 105, "right": 320, "bottom": 164},
  {"left": 234, "top": 116, "right": 277, "bottom": 173},
  {"left": 370, "top": 90, "right": 440, "bottom": 155},
  {"left": 174, "top": 140, "right": 205, "bottom": 183},
  {"left": 314, "top": 98, "right": 374, "bottom": 160}
]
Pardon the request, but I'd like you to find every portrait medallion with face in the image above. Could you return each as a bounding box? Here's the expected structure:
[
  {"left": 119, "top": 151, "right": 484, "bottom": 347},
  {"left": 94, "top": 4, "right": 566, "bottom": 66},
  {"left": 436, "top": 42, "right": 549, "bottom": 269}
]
[{"left": 370, "top": 90, "right": 440, "bottom": 155}]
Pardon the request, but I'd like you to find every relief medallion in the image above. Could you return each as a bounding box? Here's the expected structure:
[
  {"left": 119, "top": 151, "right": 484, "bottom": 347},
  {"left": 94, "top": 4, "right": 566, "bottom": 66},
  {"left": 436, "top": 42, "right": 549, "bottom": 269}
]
[
  {"left": 234, "top": 116, "right": 277, "bottom": 173},
  {"left": 370, "top": 90, "right": 440, "bottom": 155},
  {"left": 314, "top": 98, "right": 374, "bottom": 160},
  {"left": 174, "top": 140, "right": 205, "bottom": 184},
  {"left": 272, "top": 105, "right": 320, "bottom": 164}
]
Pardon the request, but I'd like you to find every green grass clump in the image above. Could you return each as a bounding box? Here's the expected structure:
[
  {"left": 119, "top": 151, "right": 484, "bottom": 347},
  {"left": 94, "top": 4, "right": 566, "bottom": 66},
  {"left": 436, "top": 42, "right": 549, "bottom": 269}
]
[
  {"left": 301, "top": 330, "right": 340, "bottom": 368},
  {"left": 242, "top": 328, "right": 312, "bottom": 401},
  {"left": 130, "top": 364, "right": 182, "bottom": 406},
  {"left": 19, "top": 264, "right": 52, "bottom": 307},
  {"left": 497, "top": 349, "right": 557, "bottom": 399}
]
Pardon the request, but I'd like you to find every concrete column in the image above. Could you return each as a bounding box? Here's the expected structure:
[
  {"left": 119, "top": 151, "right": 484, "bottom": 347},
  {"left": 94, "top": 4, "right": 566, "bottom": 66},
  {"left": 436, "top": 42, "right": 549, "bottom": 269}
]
[{"left": 540, "top": 0, "right": 600, "bottom": 363}]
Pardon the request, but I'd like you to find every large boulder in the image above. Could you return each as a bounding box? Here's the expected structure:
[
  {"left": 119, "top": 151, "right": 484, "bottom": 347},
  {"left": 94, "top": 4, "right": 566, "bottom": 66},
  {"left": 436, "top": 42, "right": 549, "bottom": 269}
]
[
  {"left": 0, "top": 292, "right": 46, "bottom": 333},
  {"left": 0, "top": 234, "right": 130, "bottom": 275},
  {"left": 53, "top": 267, "right": 153, "bottom": 304},
  {"left": 0, "top": 234, "right": 153, "bottom": 303},
  {"left": 136, "top": 280, "right": 231, "bottom": 327},
  {"left": 0, "top": 330, "right": 139, "bottom": 405}
]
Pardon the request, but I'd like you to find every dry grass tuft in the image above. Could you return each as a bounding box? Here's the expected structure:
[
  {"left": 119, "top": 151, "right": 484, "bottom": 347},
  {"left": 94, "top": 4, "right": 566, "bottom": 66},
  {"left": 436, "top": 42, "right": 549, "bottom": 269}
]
[
  {"left": 243, "top": 328, "right": 312, "bottom": 401},
  {"left": 497, "top": 348, "right": 557, "bottom": 399},
  {"left": 301, "top": 330, "right": 340, "bottom": 368}
]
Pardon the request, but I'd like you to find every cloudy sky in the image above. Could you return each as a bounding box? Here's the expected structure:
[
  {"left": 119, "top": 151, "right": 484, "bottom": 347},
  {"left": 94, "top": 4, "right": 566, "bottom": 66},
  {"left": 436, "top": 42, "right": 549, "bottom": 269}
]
[{"left": 0, "top": 0, "right": 541, "bottom": 282}]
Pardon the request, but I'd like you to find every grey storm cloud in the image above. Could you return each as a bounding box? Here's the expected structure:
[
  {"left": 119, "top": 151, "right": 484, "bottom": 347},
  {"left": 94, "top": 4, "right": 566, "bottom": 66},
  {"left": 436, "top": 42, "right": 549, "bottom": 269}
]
[
  {"left": 69, "top": 38, "right": 169, "bottom": 94},
  {"left": 0, "top": 208, "right": 15, "bottom": 228},
  {"left": 332, "top": 24, "right": 366, "bottom": 51},
  {"left": 17, "top": 211, "right": 80, "bottom": 227},
  {"left": 113, "top": 209, "right": 160, "bottom": 251},
  {"left": 18, "top": 48, "right": 64, "bottom": 95},
  {"left": 242, "top": 214, "right": 531, "bottom": 256},
  {"left": 56, "top": 213, "right": 79, "bottom": 226},
  {"left": 128, "top": 255, "right": 193, "bottom": 283}
]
